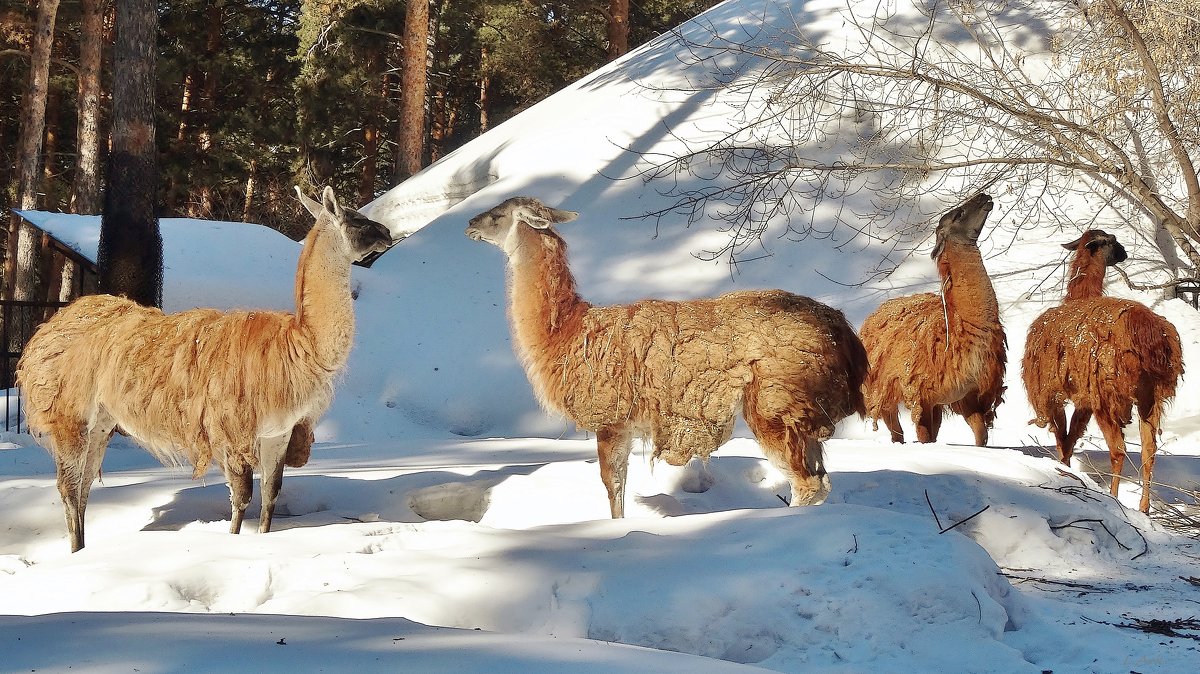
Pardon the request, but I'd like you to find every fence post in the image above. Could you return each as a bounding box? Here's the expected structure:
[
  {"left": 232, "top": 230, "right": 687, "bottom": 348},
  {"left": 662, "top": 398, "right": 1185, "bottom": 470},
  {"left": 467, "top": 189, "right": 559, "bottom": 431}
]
[
  {"left": 2, "top": 299, "right": 68, "bottom": 433},
  {"left": 1175, "top": 284, "right": 1200, "bottom": 310}
]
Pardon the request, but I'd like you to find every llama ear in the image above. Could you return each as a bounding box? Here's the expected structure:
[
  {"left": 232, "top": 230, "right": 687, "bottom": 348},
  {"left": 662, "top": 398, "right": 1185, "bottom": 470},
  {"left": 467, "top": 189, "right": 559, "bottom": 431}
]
[
  {"left": 513, "top": 204, "right": 553, "bottom": 230},
  {"left": 931, "top": 235, "right": 945, "bottom": 260},
  {"left": 547, "top": 207, "right": 578, "bottom": 224},
  {"left": 1061, "top": 234, "right": 1085, "bottom": 251},
  {"left": 295, "top": 186, "right": 323, "bottom": 218},
  {"left": 321, "top": 186, "right": 343, "bottom": 218}
]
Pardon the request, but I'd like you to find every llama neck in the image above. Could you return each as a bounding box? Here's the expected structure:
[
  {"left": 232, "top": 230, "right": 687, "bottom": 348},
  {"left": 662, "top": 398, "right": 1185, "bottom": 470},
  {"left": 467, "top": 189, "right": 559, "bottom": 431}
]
[
  {"left": 294, "top": 224, "right": 356, "bottom": 372},
  {"left": 937, "top": 240, "right": 999, "bottom": 331},
  {"left": 1064, "top": 251, "right": 1107, "bottom": 301},
  {"left": 506, "top": 225, "right": 588, "bottom": 359}
]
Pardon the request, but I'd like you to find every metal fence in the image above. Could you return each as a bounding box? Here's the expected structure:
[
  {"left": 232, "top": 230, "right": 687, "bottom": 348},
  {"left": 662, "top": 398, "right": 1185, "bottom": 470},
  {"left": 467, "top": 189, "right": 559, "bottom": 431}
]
[
  {"left": 1175, "top": 284, "right": 1200, "bottom": 310},
  {"left": 2, "top": 300, "right": 68, "bottom": 433}
]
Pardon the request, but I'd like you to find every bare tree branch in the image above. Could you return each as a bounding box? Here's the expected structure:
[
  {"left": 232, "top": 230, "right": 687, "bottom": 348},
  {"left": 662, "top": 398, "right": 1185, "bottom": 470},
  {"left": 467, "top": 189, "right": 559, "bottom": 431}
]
[{"left": 623, "top": 0, "right": 1200, "bottom": 277}]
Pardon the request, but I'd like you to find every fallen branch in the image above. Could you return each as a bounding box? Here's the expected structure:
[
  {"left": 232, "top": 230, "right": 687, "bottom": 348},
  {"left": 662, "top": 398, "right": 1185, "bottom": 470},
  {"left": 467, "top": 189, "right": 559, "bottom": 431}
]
[
  {"left": 1054, "top": 467, "right": 1086, "bottom": 485},
  {"left": 1152, "top": 484, "right": 1200, "bottom": 540},
  {"left": 998, "top": 571, "right": 1112, "bottom": 594},
  {"left": 1082, "top": 614, "right": 1200, "bottom": 641},
  {"left": 924, "top": 489, "right": 990, "bottom": 534},
  {"left": 1050, "top": 517, "right": 1132, "bottom": 550},
  {"left": 940, "top": 505, "right": 990, "bottom": 534},
  {"left": 924, "top": 489, "right": 943, "bottom": 530},
  {"left": 1035, "top": 482, "right": 1104, "bottom": 504},
  {"left": 1034, "top": 479, "right": 1153, "bottom": 559},
  {"left": 1049, "top": 516, "right": 1150, "bottom": 560}
]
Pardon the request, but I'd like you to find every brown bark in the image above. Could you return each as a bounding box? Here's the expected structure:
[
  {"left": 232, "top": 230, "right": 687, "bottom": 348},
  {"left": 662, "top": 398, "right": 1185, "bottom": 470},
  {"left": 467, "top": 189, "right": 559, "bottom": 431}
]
[
  {"left": 41, "top": 82, "right": 59, "bottom": 206},
  {"left": 606, "top": 0, "right": 629, "bottom": 61},
  {"left": 177, "top": 68, "right": 197, "bottom": 141},
  {"left": 71, "top": 0, "right": 105, "bottom": 214},
  {"left": 6, "top": 0, "right": 60, "bottom": 301},
  {"left": 99, "top": 0, "right": 162, "bottom": 307},
  {"left": 396, "top": 0, "right": 430, "bottom": 181},
  {"left": 359, "top": 50, "right": 384, "bottom": 203}
]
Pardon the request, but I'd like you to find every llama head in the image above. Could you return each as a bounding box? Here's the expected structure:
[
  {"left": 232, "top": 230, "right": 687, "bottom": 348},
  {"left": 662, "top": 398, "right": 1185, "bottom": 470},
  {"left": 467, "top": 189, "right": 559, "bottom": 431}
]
[
  {"left": 1061, "top": 229, "right": 1127, "bottom": 266},
  {"left": 466, "top": 196, "right": 579, "bottom": 255},
  {"left": 931, "top": 193, "right": 993, "bottom": 259},
  {"left": 295, "top": 186, "right": 393, "bottom": 261}
]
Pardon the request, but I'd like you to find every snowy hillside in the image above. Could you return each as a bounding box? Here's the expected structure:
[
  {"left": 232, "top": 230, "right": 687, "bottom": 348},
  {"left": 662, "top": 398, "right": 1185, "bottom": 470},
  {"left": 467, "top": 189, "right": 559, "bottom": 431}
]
[{"left": 3, "top": 0, "right": 1200, "bottom": 671}]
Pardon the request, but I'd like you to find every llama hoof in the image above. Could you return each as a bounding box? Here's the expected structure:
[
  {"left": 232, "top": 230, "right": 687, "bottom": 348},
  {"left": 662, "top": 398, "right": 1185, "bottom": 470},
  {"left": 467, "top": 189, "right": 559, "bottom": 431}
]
[{"left": 790, "top": 475, "right": 832, "bottom": 506}]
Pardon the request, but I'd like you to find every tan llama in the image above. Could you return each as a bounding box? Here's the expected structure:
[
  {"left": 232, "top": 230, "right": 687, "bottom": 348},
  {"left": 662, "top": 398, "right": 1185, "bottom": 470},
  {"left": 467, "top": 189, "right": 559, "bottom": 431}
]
[
  {"left": 466, "top": 196, "right": 868, "bottom": 517},
  {"left": 17, "top": 187, "right": 392, "bottom": 551},
  {"left": 860, "top": 193, "right": 1007, "bottom": 445}
]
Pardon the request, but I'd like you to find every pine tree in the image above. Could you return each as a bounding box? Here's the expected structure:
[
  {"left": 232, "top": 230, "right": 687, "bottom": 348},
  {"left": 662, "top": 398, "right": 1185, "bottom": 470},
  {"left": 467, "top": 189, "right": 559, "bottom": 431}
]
[{"left": 99, "top": 0, "right": 162, "bottom": 307}]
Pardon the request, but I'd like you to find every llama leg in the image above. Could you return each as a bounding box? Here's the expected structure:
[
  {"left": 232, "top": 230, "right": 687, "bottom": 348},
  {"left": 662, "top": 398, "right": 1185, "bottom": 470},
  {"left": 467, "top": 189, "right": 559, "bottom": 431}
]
[
  {"left": 55, "top": 420, "right": 115, "bottom": 553},
  {"left": 789, "top": 435, "right": 830, "bottom": 506},
  {"left": 225, "top": 463, "right": 253, "bottom": 534},
  {"left": 285, "top": 419, "right": 314, "bottom": 468},
  {"left": 964, "top": 412, "right": 988, "bottom": 446},
  {"left": 1094, "top": 415, "right": 1128, "bottom": 500},
  {"left": 257, "top": 433, "right": 291, "bottom": 533},
  {"left": 743, "top": 404, "right": 829, "bottom": 507},
  {"left": 912, "top": 404, "right": 936, "bottom": 443},
  {"left": 1048, "top": 407, "right": 1070, "bottom": 464},
  {"left": 1136, "top": 417, "right": 1158, "bottom": 514},
  {"left": 957, "top": 394, "right": 988, "bottom": 447},
  {"left": 880, "top": 405, "right": 904, "bottom": 443},
  {"left": 596, "top": 426, "right": 633, "bottom": 518},
  {"left": 929, "top": 406, "right": 945, "bottom": 443},
  {"left": 1062, "top": 408, "right": 1092, "bottom": 465},
  {"left": 1135, "top": 400, "right": 1163, "bottom": 514}
]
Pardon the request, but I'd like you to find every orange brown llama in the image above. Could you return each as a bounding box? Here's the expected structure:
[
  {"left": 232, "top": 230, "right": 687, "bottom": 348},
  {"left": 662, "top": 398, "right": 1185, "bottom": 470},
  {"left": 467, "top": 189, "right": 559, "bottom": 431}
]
[
  {"left": 17, "top": 187, "right": 392, "bottom": 551},
  {"left": 1021, "top": 229, "right": 1182, "bottom": 513},
  {"left": 466, "top": 196, "right": 868, "bottom": 517},
  {"left": 860, "top": 194, "right": 1006, "bottom": 445}
]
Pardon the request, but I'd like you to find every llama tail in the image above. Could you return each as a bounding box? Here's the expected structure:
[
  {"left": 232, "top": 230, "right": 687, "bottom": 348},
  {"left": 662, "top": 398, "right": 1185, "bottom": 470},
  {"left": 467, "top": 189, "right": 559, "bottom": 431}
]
[
  {"left": 285, "top": 420, "right": 314, "bottom": 468},
  {"left": 1125, "top": 311, "right": 1183, "bottom": 398},
  {"left": 842, "top": 326, "right": 870, "bottom": 418}
]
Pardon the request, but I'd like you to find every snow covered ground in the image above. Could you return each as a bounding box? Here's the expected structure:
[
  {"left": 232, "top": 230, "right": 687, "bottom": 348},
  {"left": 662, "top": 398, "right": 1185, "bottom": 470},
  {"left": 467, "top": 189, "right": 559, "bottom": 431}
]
[{"left": 4, "top": 0, "right": 1200, "bottom": 671}]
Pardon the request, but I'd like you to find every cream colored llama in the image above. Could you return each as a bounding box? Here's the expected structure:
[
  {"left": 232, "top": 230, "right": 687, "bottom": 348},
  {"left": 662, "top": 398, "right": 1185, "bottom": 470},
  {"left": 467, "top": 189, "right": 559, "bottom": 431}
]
[
  {"left": 17, "top": 187, "right": 392, "bottom": 551},
  {"left": 467, "top": 196, "right": 868, "bottom": 517}
]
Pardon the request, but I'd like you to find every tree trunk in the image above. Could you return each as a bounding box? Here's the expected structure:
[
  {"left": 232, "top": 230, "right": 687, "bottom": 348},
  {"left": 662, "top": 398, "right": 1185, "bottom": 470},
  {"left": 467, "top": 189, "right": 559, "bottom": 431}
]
[
  {"left": 99, "top": 0, "right": 162, "bottom": 308},
  {"left": 165, "top": 66, "right": 198, "bottom": 213},
  {"left": 71, "top": 0, "right": 105, "bottom": 215},
  {"left": 396, "top": 0, "right": 430, "bottom": 182},
  {"left": 5, "top": 0, "right": 60, "bottom": 301},
  {"left": 478, "top": 46, "right": 490, "bottom": 133},
  {"left": 606, "top": 0, "right": 629, "bottom": 61},
  {"left": 243, "top": 159, "right": 257, "bottom": 223},
  {"left": 41, "top": 83, "right": 59, "bottom": 207},
  {"left": 359, "top": 49, "right": 384, "bottom": 204}
]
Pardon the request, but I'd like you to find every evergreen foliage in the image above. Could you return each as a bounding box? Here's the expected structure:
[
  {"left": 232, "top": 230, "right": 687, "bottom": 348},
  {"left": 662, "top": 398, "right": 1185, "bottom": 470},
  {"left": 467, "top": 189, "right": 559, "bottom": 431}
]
[{"left": 0, "top": 0, "right": 717, "bottom": 238}]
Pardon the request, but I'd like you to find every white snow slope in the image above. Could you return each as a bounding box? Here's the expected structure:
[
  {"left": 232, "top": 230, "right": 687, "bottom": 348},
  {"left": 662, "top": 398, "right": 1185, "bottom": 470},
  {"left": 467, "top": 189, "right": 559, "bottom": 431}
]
[{"left": 2, "top": 0, "right": 1199, "bottom": 672}]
